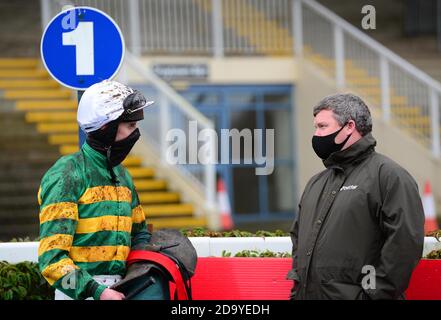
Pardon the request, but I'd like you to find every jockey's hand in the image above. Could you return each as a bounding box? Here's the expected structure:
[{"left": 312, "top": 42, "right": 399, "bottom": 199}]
[{"left": 99, "top": 288, "right": 125, "bottom": 300}]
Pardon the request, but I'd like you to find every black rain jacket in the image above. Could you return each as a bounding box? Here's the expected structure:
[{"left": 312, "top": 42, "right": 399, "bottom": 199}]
[{"left": 288, "top": 133, "right": 424, "bottom": 300}]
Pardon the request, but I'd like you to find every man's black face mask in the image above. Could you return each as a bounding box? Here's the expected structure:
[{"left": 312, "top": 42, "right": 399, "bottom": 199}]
[{"left": 312, "top": 123, "right": 351, "bottom": 160}]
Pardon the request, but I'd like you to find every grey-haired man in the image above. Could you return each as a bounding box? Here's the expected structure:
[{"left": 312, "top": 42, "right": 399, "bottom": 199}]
[{"left": 287, "top": 93, "right": 424, "bottom": 300}]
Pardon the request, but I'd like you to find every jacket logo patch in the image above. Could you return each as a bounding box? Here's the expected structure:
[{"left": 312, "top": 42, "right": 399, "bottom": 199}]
[{"left": 340, "top": 185, "right": 358, "bottom": 191}]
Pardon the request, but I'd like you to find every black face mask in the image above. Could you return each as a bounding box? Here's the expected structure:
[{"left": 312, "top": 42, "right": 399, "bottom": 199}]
[
  {"left": 107, "top": 128, "right": 141, "bottom": 168},
  {"left": 312, "top": 124, "right": 351, "bottom": 160}
]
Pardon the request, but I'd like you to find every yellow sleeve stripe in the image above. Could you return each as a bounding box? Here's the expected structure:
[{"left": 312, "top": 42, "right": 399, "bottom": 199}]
[
  {"left": 42, "top": 258, "right": 79, "bottom": 286},
  {"left": 37, "top": 187, "right": 42, "bottom": 206},
  {"left": 39, "top": 202, "right": 78, "bottom": 224},
  {"left": 78, "top": 186, "right": 132, "bottom": 204},
  {"left": 76, "top": 216, "right": 132, "bottom": 234},
  {"left": 38, "top": 234, "right": 74, "bottom": 256},
  {"left": 131, "top": 205, "right": 145, "bottom": 224},
  {"left": 70, "top": 245, "right": 130, "bottom": 263}
]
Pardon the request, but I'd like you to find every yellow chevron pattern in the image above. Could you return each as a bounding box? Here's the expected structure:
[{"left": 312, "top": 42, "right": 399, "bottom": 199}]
[{"left": 0, "top": 58, "right": 206, "bottom": 230}]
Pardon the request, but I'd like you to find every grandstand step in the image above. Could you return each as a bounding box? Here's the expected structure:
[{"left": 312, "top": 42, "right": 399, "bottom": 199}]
[
  {"left": 346, "top": 77, "right": 380, "bottom": 86},
  {"left": 0, "top": 58, "right": 39, "bottom": 69},
  {"left": 0, "top": 69, "right": 48, "bottom": 79},
  {"left": 0, "top": 137, "right": 54, "bottom": 149},
  {"left": 59, "top": 144, "right": 79, "bottom": 155},
  {"left": 0, "top": 79, "right": 59, "bottom": 89},
  {"left": 360, "top": 95, "right": 408, "bottom": 106},
  {"left": 394, "top": 121, "right": 431, "bottom": 132},
  {"left": 133, "top": 179, "right": 167, "bottom": 191},
  {"left": 0, "top": 152, "right": 58, "bottom": 164},
  {"left": 0, "top": 110, "right": 26, "bottom": 122},
  {"left": 0, "top": 160, "right": 56, "bottom": 173},
  {"left": 0, "top": 196, "right": 40, "bottom": 209},
  {"left": 15, "top": 100, "right": 77, "bottom": 111},
  {"left": 122, "top": 156, "right": 142, "bottom": 167},
  {"left": 355, "top": 87, "right": 382, "bottom": 95},
  {"left": 143, "top": 203, "right": 194, "bottom": 217},
  {"left": 25, "top": 111, "right": 76, "bottom": 123},
  {"left": 0, "top": 222, "right": 39, "bottom": 242},
  {"left": 345, "top": 68, "right": 369, "bottom": 78},
  {"left": 391, "top": 106, "right": 423, "bottom": 116},
  {"left": 37, "top": 122, "right": 78, "bottom": 133},
  {"left": 148, "top": 216, "right": 206, "bottom": 230},
  {"left": 2, "top": 89, "right": 72, "bottom": 100},
  {"left": 128, "top": 167, "right": 155, "bottom": 179},
  {"left": 49, "top": 134, "right": 78, "bottom": 145},
  {"left": 0, "top": 167, "right": 49, "bottom": 181},
  {"left": 396, "top": 116, "right": 431, "bottom": 126},
  {"left": 0, "top": 151, "right": 59, "bottom": 163},
  {"left": 0, "top": 181, "right": 41, "bottom": 196},
  {"left": 138, "top": 192, "right": 180, "bottom": 204}
]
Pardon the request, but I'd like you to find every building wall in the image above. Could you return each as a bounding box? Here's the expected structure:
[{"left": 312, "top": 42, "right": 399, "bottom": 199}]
[{"left": 125, "top": 56, "right": 298, "bottom": 84}]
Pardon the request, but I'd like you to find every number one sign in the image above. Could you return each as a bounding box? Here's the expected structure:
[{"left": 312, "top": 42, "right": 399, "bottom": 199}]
[
  {"left": 62, "top": 21, "right": 95, "bottom": 76},
  {"left": 41, "top": 6, "right": 125, "bottom": 91}
]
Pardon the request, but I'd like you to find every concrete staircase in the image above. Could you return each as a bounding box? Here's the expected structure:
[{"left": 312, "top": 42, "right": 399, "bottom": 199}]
[
  {"left": 192, "top": 0, "right": 436, "bottom": 149},
  {"left": 303, "top": 48, "right": 434, "bottom": 147},
  {"left": 316, "top": 0, "right": 441, "bottom": 83},
  {"left": 0, "top": 58, "right": 206, "bottom": 241}
]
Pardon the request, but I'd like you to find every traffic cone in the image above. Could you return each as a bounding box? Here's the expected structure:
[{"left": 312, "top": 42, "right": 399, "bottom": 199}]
[
  {"left": 423, "top": 180, "right": 438, "bottom": 234},
  {"left": 217, "top": 177, "right": 234, "bottom": 230}
]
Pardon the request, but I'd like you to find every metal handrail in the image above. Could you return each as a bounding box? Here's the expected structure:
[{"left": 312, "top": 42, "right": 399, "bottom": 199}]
[{"left": 301, "top": 0, "right": 441, "bottom": 93}]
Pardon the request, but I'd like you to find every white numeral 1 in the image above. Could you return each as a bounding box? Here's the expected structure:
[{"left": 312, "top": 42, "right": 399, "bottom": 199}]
[{"left": 62, "top": 21, "right": 94, "bottom": 75}]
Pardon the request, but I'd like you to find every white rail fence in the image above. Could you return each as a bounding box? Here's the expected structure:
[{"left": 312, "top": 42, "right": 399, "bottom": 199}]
[{"left": 297, "top": 0, "right": 441, "bottom": 157}]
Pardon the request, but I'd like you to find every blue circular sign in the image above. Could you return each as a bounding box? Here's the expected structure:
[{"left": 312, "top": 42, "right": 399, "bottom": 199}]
[{"left": 41, "top": 6, "right": 125, "bottom": 90}]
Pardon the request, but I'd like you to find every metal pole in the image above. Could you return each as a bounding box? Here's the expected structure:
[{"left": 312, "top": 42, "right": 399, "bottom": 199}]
[
  {"left": 430, "top": 88, "right": 441, "bottom": 157},
  {"left": 380, "top": 55, "right": 391, "bottom": 121},
  {"left": 78, "top": 91, "right": 86, "bottom": 147},
  {"left": 437, "top": 0, "right": 441, "bottom": 53},
  {"left": 159, "top": 94, "right": 170, "bottom": 164},
  {"left": 40, "top": 0, "right": 51, "bottom": 32},
  {"left": 128, "top": 0, "right": 142, "bottom": 56},
  {"left": 205, "top": 161, "right": 216, "bottom": 210},
  {"left": 212, "top": 0, "right": 224, "bottom": 58},
  {"left": 334, "top": 24, "right": 345, "bottom": 88},
  {"left": 292, "top": 0, "right": 303, "bottom": 56}
]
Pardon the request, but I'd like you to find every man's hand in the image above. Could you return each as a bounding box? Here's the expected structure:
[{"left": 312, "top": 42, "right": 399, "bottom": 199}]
[{"left": 99, "top": 288, "right": 125, "bottom": 300}]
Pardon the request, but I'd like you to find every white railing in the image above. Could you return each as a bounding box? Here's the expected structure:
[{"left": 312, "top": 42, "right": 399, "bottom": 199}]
[
  {"left": 41, "top": 0, "right": 293, "bottom": 56},
  {"left": 296, "top": 0, "right": 441, "bottom": 157}
]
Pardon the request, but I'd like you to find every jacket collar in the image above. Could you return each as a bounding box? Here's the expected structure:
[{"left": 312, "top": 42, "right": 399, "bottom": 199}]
[
  {"left": 82, "top": 141, "right": 108, "bottom": 168},
  {"left": 323, "top": 132, "right": 376, "bottom": 172}
]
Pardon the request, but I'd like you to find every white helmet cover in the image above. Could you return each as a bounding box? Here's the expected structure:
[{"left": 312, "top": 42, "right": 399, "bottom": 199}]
[{"left": 77, "top": 80, "right": 151, "bottom": 133}]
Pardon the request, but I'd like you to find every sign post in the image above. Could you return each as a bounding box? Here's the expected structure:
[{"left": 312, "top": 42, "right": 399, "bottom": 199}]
[{"left": 40, "top": 6, "right": 125, "bottom": 147}]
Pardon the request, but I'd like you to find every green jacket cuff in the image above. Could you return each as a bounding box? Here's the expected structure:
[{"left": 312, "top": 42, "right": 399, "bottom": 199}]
[{"left": 93, "top": 284, "right": 108, "bottom": 300}]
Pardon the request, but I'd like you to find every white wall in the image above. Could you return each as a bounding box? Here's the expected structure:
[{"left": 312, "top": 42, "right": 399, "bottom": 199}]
[{"left": 0, "top": 238, "right": 437, "bottom": 264}]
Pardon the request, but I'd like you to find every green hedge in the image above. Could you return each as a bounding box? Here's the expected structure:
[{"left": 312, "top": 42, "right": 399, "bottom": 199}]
[
  {"left": 180, "top": 227, "right": 289, "bottom": 237},
  {"left": 222, "top": 249, "right": 291, "bottom": 258},
  {"left": 0, "top": 261, "right": 54, "bottom": 300}
]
